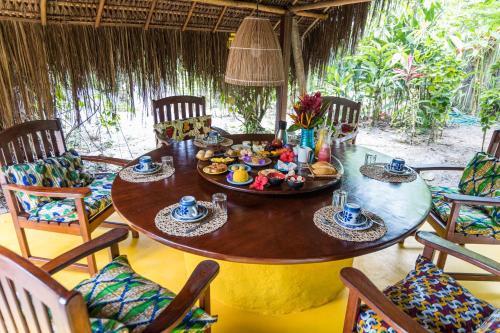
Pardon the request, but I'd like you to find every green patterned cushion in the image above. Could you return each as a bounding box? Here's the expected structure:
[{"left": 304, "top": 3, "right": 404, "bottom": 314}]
[
  {"left": 1, "top": 162, "right": 52, "bottom": 213},
  {"left": 154, "top": 115, "right": 212, "bottom": 142},
  {"left": 459, "top": 152, "right": 499, "bottom": 223},
  {"left": 90, "top": 318, "right": 129, "bottom": 333},
  {"left": 28, "top": 173, "right": 115, "bottom": 222},
  {"left": 430, "top": 186, "right": 500, "bottom": 239},
  {"left": 74, "top": 256, "right": 216, "bottom": 333}
]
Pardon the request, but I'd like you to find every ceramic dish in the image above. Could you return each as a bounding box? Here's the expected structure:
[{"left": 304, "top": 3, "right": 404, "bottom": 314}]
[
  {"left": 383, "top": 164, "right": 414, "bottom": 176},
  {"left": 202, "top": 164, "right": 228, "bottom": 175},
  {"left": 242, "top": 157, "right": 272, "bottom": 167},
  {"left": 132, "top": 163, "right": 162, "bottom": 175},
  {"left": 226, "top": 176, "right": 254, "bottom": 186},
  {"left": 210, "top": 157, "right": 235, "bottom": 164},
  {"left": 231, "top": 144, "right": 251, "bottom": 151},
  {"left": 228, "top": 164, "right": 251, "bottom": 172},
  {"left": 171, "top": 205, "right": 209, "bottom": 223},
  {"left": 333, "top": 212, "right": 373, "bottom": 231},
  {"left": 258, "top": 168, "right": 279, "bottom": 177}
]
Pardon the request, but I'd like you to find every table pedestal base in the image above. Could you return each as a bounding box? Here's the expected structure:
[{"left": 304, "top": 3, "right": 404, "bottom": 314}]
[{"left": 184, "top": 254, "right": 353, "bottom": 315}]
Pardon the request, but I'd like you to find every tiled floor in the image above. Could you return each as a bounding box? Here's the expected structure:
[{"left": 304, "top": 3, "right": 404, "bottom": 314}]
[{"left": 0, "top": 213, "right": 498, "bottom": 333}]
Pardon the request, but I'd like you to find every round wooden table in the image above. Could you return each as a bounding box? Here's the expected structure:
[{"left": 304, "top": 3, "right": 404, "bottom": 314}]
[{"left": 111, "top": 134, "right": 431, "bottom": 314}]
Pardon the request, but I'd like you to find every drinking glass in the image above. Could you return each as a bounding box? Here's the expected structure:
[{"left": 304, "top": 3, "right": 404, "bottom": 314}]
[
  {"left": 161, "top": 156, "right": 174, "bottom": 170},
  {"left": 332, "top": 189, "right": 347, "bottom": 211},
  {"left": 212, "top": 193, "right": 227, "bottom": 215},
  {"left": 364, "top": 153, "right": 377, "bottom": 166}
]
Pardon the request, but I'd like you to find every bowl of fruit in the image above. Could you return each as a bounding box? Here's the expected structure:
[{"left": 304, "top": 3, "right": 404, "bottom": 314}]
[
  {"left": 268, "top": 172, "right": 286, "bottom": 186},
  {"left": 286, "top": 175, "right": 305, "bottom": 190}
]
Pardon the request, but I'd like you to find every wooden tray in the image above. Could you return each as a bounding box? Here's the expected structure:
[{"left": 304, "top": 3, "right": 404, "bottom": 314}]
[{"left": 306, "top": 157, "right": 344, "bottom": 179}]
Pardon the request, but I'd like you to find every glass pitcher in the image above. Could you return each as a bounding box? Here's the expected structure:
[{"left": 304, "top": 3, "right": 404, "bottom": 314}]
[{"left": 315, "top": 128, "right": 332, "bottom": 162}]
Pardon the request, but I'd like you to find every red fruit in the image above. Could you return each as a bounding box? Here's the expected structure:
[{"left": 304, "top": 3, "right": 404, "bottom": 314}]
[{"left": 279, "top": 150, "right": 295, "bottom": 163}]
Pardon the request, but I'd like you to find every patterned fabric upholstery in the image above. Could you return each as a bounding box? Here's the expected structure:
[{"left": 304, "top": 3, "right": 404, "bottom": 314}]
[
  {"left": 44, "top": 149, "right": 93, "bottom": 188},
  {"left": 90, "top": 318, "right": 129, "bottom": 333},
  {"left": 28, "top": 173, "right": 115, "bottom": 222},
  {"left": 430, "top": 186, "right": 500, "bottom": 239},
  {"left": 458, "top": 152, "right": 499, "bottom": 223},
  {"left": 154, "top": 115, "right": 212, "bottom": 142},
  {"left": 74, "top": 256, "right": 216, "bottom": 333},
  {"left": 475, "top": 309, "right": 500, "bottom": 333},
  {"left": 356, "top": 256, "right": 496, "bottom": 333}
]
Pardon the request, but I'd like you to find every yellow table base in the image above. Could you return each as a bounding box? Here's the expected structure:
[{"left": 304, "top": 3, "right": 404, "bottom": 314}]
[{"left": 184, "top": 254, "right": 353, "bottom": 315}]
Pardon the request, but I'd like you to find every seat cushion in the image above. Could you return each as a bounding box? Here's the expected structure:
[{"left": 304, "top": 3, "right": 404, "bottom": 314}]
[
  {"left": 44, "top": 149, "right": 93, "bottom": 188},
  {"left": 74, "top": 256, "right": 216, "bottom": 333},
  {"left": 356, "top": 256, "right": 496, "bottom": 333},
  {"left": 154, "top": 115, "right": 212, "bottom": 142},
  {"left": 458, "top": 152, "right": 499, "bottom": 223},
  {"left": 475, "top": 309, "right": 500, "bottom": 332},
  {"left": 430, "top": 186, "right": 500, "bottom": 239},
  {"left": 90, "top": 318, "right": 129, "bottom": 333},
  {"left": 28, "top": 173, "right": 115, "bottom": 222}
]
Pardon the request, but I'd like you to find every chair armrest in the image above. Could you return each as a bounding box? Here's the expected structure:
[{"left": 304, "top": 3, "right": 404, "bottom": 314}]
[
  {"left": 41, "top": 228, "right": 129, "bottom": 275},
  {"left": 81, "top": 155, "right": 130, "bottom": 167},
  {"left": 412, "top": 165, "right": 465, "bottom": 173},
  {"left": 443, "top": 193, "right": 500, "bottom": 206},
  {"left": 340, "top": 267, "right": 428, "bottom": 333},
  {"left": 143, "top": 260, "right": 220, "bottom": 333},
  {"left": 3, "top": 184, "right": 91, "bottom": 199},
  {"left": 211, "top": 126, "right": 230, "bottom": 136},
  {"left": 416, "top": 231, "right": 500, "bottom": 277}
]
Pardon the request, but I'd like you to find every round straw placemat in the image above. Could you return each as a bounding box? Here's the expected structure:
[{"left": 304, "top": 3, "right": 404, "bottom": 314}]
[
  {"left": 359, "top": 163, "right": 417, "bottom": 183},
  {"left": 155, "top": 201, "right": 227, "bottom": 237},
  {"left": 313, "top": 205, "right": 387, "bottom": 242},
  {"left": 119, "top": 166, "right": 175, "bottom": 183}
]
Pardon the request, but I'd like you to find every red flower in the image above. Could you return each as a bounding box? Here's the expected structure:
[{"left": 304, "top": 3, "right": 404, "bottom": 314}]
[{"left": 250, "top": 175, "right": 269, "bottom": 191}]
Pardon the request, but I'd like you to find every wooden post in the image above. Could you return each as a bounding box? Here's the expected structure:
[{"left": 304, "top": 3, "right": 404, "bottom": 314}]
[
  {"left": 291, "top": 17, "right": 306, "bottom": 96},
  {"left": 275, "top": 12, "right": 292, "bottom": 131}
]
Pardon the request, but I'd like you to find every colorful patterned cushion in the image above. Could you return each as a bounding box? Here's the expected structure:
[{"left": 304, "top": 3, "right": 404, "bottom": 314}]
[
  {"left": 356, "top": 256, "right": 496, "bottom": 333},
  {"left": 475, "top": 309, "right": 500, "bottom": 333},
  {"left": 43, "top": 149, "right": 92, "bottom": 187},
  {"left": 430, "top": 186, "right": 500, "bottom": 239},
  {"left": 458, "top": 152, "right": 499, "bottom": 223},
  {"left": 74, "top": 256, "right": 216, "bottom": 333},
  {"left": 154, "top": 115, "right": 212, "bottom": 142},
  {"left": 90, "top": 318, "right": 129, "bottom": 333},
  {"left": 28, "top": 173, "right": 115, "bottom": 222}
]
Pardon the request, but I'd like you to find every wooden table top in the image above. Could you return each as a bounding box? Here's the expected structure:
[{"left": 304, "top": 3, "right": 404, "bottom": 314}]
[{"left": 111, "top": 134, "right": 431, "bottom": 264}]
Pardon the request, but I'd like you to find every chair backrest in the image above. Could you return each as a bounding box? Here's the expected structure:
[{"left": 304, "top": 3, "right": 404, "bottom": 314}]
[
  {"left": 323, "top": 96, "right": 362, "bottom": 126},
  {"left": 0, "top": 246, "right": 91, "bottom": 333},
  {"left": 487, "top": 129, "right": 500, "bottom": 158},
  {"left": 0, "top": 119, "right": 67, "bottom": 168},
  {"left": 152, "top": 95, "right": 206, "bottom": 124}
]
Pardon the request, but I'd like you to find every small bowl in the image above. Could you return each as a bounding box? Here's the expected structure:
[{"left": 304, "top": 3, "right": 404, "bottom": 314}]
[
  {"left": 286, "top": 175, "right": 305, "bottom": 190},
  {"left": 268, "top": 172, "right": 285, "bottom": 186}
]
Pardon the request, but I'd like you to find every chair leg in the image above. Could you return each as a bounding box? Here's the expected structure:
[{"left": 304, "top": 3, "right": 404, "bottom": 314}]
[
  {"left": 437, "top": 251, "right": 447, "bottom": 269},
  {"left": 131, "top": 228, "right": 140, "bottom": 239},
  {"left": 75, "top": 199, "right": 98, "bottom": 275},
  {"left": 343, "top": 290, "right": 361, "bottom": 333},
  {"left": 200, "top": 287, "right": 211, "bottom": 333},
  {"left": 13, "top": 224, "right": 31, "bottom": 258}
]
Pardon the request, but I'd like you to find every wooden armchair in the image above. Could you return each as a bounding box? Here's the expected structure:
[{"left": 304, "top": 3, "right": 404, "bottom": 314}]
[
  {"left": 342, "top": 231, "right": 500, "bottom": 333},
  {"left": 0, "top": 228, "right": 219, "bottom": 333},
  {"left": 322, "top": 96, "right": 362, "bottom": 144},
  {"left": 152, "top": 95, "right": 229, "bottom": 146},
  {"left": 411, "top": 129, "right": 500, "bottom": 281},
  {"left": 0, "top": 119, "right": 138, "bottom": 276}
]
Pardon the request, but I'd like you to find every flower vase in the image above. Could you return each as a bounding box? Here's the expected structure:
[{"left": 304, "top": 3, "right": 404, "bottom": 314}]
[{"left": 300, "top": 128, "right": 315, "bottom": 162}]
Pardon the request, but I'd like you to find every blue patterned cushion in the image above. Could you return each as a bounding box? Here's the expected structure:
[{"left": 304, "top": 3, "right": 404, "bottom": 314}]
[
  {"left": 430, "top": 186, "right": 500, "bottom": 239},
  {"left": 356, "top": 256, "right": 496, "bottom": 333},
  {"left": 74, "top": 256, "right": 216, "bottom": 333},
  {"left": 28, "top": 173, "right": 115, "bottom": 222},
  {"left": 90, "top": 318, "right": 128, "bottom": 333}
]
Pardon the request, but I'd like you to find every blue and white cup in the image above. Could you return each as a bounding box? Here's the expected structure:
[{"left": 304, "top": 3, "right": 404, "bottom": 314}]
[
  {"left": 342, "top": 203, "right": 361, "bottom": 225},
  {"left": 389, "top": 158, "right": 405, "bottom": 172},
  {"left": 138, "top": 155, "right": 153, "bottom": 171},
  {"left": 178, "top": 196, "right": 199, "bottom": 218}
]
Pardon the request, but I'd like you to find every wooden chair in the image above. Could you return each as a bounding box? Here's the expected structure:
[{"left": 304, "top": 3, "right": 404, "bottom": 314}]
[
  {"left": 342, "top": 231, "right": 500, "bottom": 333},
  {"left": 0, "top": 119, "right": 138, "bottom": 276},
  {"left": 0, "top": 228, "right": 219, "bottom": 333},
  {"left": 323, "top": 96, "right": 362, "bottom": 144},
  {"left": 412, "top": 129, "right": 500, "bottom": 281},
  {"left": 152, "top": 95, "right": 229, "bottom": 146}
]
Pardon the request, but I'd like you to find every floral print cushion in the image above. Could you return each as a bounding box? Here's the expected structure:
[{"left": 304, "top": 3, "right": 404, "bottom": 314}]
[
  {"left": 458, "top": 152, "right": 499, "bottom": 223},
  {"left": 154, "top": 115, "right": 212, "bottom": 142},
  {"left": 44, "top": 149, "right": 93, "bottom": 188},
  {"left": 28, "top": 173, "right": 115, "bottom": 223},
  {"left": 90, "top": 318, "right": 129, "bottom": 333},
  {"left": 74, "top": 256, "right": 216, "bottom": 333},
  {"left": 430, "top": 186, "right": 500, "bottom": 239},
  {"left": 356, "top": 256, "right": 496, "bottom": 333},
  {"left": 475, "top": 309, "right": 500, "bottom": 333}
]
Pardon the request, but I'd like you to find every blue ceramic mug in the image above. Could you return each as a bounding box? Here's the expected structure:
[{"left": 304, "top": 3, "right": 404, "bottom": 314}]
[
  {"left": 342, "top": 203, "right": 361, "bottom": 225},
  {"left": 178, "top": 196, "right": 199, "bottom": 218},
  {"left": 139, "top": 156, "right": 153, "bottom": 171},
  {"left": 389, "top": 158, "right": 405, "bottom": 172}
]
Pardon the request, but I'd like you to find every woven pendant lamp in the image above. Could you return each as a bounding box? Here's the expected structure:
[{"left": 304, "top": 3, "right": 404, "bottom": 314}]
[{"left": 225, "top": 17, "right": 285, "bottom": 86}]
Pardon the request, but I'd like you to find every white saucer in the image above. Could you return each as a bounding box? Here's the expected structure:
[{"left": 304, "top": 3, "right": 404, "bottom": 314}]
[
  {"left": 333, "top": 212, "right": 373, "bottom": 231},
  {"left": 171, "top": 205, "right": 209, "bottom": 223},
  {"left": 133, "top": 163, "right": 162, "bottom": 175}
]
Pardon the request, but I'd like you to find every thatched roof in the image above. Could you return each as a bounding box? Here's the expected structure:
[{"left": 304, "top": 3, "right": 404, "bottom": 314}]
[{"left": 0, "top": 0, "right": 390, "bottom": 129}]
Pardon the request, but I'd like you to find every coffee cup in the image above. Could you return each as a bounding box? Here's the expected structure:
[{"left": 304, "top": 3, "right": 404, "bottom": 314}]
[
  {"left": 138, "top": 156, "right": 153, "bottom": 171},
  {"left": 178, "top": 196, "right": 199, "bottom": 218},
  {"left": 389, "top": 158, "right": 405, "bottom": 172},
  {"left": 342, "top": 203, "right": 361, "bottom": 225}
]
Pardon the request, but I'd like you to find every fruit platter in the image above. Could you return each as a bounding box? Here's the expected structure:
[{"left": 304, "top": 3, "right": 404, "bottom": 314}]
[{"left": 196, "top": 140, "right": 343, "bottom": 195}]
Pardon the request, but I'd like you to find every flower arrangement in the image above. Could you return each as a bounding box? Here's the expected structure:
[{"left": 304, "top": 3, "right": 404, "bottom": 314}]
[{"left": 288, "top": 92, "right": 331, "bottom": 131}]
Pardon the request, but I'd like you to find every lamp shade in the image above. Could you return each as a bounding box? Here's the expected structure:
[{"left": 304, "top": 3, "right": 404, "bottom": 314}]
[{"left": 225, "top": 17, "right": 285, "bottom": 87}]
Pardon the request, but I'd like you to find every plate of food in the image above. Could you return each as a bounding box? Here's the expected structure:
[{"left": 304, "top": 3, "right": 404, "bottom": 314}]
[
  {"left": 196, "top": 149, "right": 214, "bottom": 161},
  {"left": 258, "top": 168, "right": 279, "bottom": 177},
  {"left": 308, "top": 161, "right": 340, "bottom": 178},
  {"left": 202, "top": 163, "right": 228, "bottom": 175},
  {"left": 224, "top": 149, "right": 240, "bottom": 158},
  {"left": 231, "top": 144, "right": 251, "bottom": 151},
  {"left": 229, "top": 164, "right": 251, "bottom": 172},
  {"left": 241, "top": 156, "right": 272, "bottom": 167},
  {"left": 210, "top": 157, "right": 235, "bottom": 164}
]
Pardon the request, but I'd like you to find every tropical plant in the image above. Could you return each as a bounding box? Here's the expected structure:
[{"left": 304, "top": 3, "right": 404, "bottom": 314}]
[{"left": 288, "top": 92, "right": 331, "bottom": 130}]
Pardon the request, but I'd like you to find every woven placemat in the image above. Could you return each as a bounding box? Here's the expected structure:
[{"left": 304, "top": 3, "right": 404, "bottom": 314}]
[
  {"left": 313, "top": 205, "right": 387, "bottom": 242},
  {"left": 359, "top": 163, "right": 417, "bottom": 183},
  {"left": 155, "top": 201, "right": 227, "bottom": 237},
  {"left": 119, "top": 166, "right": 175, "bottom": 183}
]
